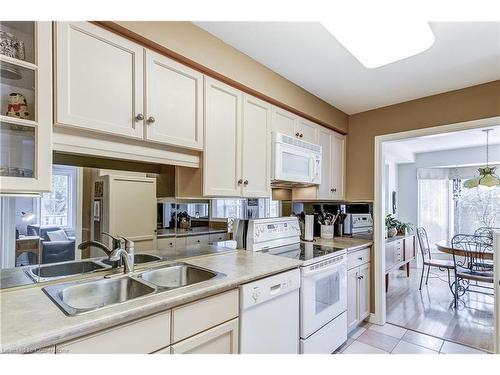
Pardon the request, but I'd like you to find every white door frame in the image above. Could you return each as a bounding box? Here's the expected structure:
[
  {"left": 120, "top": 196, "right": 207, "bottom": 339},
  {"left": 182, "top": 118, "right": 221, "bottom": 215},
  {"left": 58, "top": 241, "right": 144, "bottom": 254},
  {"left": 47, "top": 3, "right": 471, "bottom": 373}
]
[{"left": 372, "top": 115, "right": 500, "bottom": 344}]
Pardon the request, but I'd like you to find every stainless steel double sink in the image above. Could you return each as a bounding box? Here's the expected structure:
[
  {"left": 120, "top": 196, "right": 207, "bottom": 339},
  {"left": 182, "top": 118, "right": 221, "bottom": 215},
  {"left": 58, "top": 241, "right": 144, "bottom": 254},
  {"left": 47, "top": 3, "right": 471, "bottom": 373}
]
[
  {"left": 42, "top": 263, "right": 224, "bottom": 316},
  {"left": 25, "top": 254, "right": 163, "bottom": 283}
]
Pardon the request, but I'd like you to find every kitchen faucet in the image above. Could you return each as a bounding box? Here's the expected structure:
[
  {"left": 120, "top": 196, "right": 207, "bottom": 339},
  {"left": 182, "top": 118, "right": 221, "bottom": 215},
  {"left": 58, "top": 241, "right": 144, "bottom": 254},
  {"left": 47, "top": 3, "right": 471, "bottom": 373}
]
[{"left": 77, "top": 233, "right": 135, "bottom": 274}]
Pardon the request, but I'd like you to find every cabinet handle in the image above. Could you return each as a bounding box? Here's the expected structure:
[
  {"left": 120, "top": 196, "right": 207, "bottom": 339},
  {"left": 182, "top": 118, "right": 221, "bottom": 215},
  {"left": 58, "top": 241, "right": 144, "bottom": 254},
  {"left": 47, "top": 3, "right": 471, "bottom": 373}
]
[
  {"left": 147, "top": 116, "right": 156, "bottom": 124},
  {"left": 299, "top": 133, "right": 303, "bottom": 138},
  {"left": 135, "top": 113, "right": 144, "bottom": 121},
  {"left": 295, "top": 132, "right": 300, "bottom": 137},
  {"left": 243, "top": 180, "right": 249, "bottom": 186},
  {"left": 237, "top": 179, "right": 243, "bottom": 185},
  {"left": 358, "top": 275, "right": 364, "bottom": 280}
]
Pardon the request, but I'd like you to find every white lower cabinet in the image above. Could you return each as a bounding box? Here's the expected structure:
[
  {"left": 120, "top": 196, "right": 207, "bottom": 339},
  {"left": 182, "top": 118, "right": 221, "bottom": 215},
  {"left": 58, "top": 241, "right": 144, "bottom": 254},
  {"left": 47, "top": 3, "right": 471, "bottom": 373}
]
[
  {"left": 56, "top": 289, "right": 239, "bottom": 354},
  {"left": 171, "top": 318, "right": 239, "bottom": 354},
  {"left": 56, "top": 311, "right": 171, "bottom": 354},
  {"left": 347, "top": 248, "right": 371, "bottom": 332}
]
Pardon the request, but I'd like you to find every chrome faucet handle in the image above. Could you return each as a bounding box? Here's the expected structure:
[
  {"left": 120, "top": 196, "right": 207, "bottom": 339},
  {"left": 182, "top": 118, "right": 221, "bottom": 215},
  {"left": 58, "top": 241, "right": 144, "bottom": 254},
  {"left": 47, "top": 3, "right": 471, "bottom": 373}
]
[
  {"left": 116, "top": 235, "right": 135, "bottom": 252},
  {"left": 101, "top": 232, "right": 121, "bottom": 250}
]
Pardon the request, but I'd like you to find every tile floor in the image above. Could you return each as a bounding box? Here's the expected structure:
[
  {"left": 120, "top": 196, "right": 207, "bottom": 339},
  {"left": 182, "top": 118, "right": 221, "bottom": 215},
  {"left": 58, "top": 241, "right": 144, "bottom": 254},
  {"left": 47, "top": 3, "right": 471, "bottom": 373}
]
[{"left": 335, "top": 321, "right": 487, "bottom": 354}]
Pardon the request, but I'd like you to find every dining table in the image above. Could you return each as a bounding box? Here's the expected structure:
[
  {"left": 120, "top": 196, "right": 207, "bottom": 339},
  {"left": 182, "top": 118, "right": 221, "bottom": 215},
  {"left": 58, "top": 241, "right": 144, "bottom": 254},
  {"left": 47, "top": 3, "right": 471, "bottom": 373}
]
[{"left": 435, "top": 240, "right": 494, "bottom": 260}]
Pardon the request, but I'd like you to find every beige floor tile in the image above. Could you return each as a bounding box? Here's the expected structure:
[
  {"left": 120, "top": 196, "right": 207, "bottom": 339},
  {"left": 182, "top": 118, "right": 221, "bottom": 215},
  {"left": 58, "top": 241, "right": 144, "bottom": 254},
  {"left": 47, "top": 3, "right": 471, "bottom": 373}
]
[
  {"left": 334, "top": 338, "right": 354, "bottom": 354},
  {"left": 369, "top": 323, "right": 407, "bottom": 339},
  {"left": 401, "top": 330, "right": 444, "bottom": 352},
  {"left": 440, "top": 341, "right": 486, "bottom": 354},
  {"left": 348, "top": 325, "right": 367, "bottom": 340},
  {"left": 357, "top": 329, "right": 399, "bottom": 352},
  {"left": 391, "top": 341, "right": 438, "bottom": 354},
  {"left": 342, "top": 341, "right": 388, "bottom": 354}
]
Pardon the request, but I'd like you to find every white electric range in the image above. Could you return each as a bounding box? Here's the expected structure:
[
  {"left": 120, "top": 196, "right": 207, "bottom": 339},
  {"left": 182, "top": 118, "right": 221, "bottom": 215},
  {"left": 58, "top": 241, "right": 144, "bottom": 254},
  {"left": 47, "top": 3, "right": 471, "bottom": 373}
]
[{"left": 245, "top": 217, "right": 348, "bottom": 354}]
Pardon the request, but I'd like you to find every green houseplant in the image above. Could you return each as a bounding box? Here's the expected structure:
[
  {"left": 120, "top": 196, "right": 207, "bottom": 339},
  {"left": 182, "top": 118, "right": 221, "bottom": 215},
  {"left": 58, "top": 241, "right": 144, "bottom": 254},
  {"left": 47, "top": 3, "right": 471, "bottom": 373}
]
[{"left": 385, "top": 214, "right": 413, "bottom": 237}]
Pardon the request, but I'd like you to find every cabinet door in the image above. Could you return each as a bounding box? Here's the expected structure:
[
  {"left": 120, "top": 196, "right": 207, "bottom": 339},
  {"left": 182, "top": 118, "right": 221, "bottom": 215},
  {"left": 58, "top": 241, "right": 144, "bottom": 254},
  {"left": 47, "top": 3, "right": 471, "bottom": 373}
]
[
  {"left": 203, "top": 77, "right": 242, "bottom": 196},
  {"left": 55, "top": 22, "right": 143, "bottom": 139},
  {"left": 347, "top": 268, "right": 359, "bottom": 331},
  {"left": 296, "top": 118, "right": 318, "bottom": 143},
  {"left": 359, "top": 263, "right": 370, "bottom": 321},
  {"left": 171, "top": 319, "right": 239, "bottom": 354},
  {"left": 317, "top": 127, "right": 332, "bottom": 200},
  {"left": 0, "top": 22, "right": 52, "bottom": 193},
  {"left": 107, "top": 176, "right": 156, "bottom": 251},
  {"left": 241, "top": 94, "right": 271, "bottom": 198},
  {"left": 330, "top": 132, "right": 345, "bottom": 199},
  {"left": 271, "top": 107, "right": 296, "bottom": 137},
  {"left": 145, "top": 50, "right": 203, "bottom": 150}
]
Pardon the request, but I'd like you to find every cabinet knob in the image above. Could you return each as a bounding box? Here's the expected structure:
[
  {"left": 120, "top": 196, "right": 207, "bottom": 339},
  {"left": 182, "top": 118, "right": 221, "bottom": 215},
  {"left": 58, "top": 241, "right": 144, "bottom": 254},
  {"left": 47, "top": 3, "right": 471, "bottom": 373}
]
[
  {"left": 295, "top": 132, "right": 300, "bottom": 137},
  {"left": 147, "top": 116, "right": 156, "bottom": 124},
  {"left": 299, "top": 133, "right": 303, "bottom": 138},
  {"left": 358, "top": 275, "right": 364, "bottom": 280},
  {"left": 238, "top": 179, "right": 243, "bottom": 185},
  {"left": 243, "top": 180, "right": 249, "bottom": 185},
  {"left": 358, "top": 257, "right": 363, "bottom": 261},
  {"left": 135, "top": 113, "right": 144, "bottom": 121}
]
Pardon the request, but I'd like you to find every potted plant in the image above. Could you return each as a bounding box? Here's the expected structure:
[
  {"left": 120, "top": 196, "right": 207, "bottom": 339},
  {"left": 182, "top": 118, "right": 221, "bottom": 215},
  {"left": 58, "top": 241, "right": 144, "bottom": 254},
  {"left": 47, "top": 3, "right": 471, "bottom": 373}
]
[
  {"left": 385, "top": 214, "right": 413, "bottom": 237},
  {"left": 397, "top": 221, "right": 414, "bottom": 236},
  {"left": 385, "top": 214, "right": 398, "bottom": 238}
]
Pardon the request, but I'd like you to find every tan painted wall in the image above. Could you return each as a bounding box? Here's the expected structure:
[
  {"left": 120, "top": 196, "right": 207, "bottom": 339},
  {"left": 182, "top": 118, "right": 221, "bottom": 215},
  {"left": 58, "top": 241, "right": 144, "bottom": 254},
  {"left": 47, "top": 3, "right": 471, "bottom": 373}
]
[
  {"left": 115, "top": 21, "right": 348, "bottom": 132},
  {"left": 346, "top": 81, "right": 500, "bottom": 201}
]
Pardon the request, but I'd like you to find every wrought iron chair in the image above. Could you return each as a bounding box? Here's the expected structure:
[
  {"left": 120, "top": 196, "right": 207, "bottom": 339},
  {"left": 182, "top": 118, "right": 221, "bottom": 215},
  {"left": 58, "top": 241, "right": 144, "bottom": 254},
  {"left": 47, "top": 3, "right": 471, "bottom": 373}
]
[
  {"left": 416, "top": 227, "right": 454, "bottom": 291},
  {"left": 451, "top": 234, "right": 494, "bottom": 308}
]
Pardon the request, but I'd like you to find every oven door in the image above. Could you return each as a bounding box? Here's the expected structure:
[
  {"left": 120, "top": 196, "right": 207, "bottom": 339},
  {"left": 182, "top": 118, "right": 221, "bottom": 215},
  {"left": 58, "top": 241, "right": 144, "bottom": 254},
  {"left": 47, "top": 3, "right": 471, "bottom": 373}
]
[
  {"left": 300, "top": 256, "right": 347, "bottom": 338},
  {"left": 274, "top": 143, "right": 316, "bottom": 184}
]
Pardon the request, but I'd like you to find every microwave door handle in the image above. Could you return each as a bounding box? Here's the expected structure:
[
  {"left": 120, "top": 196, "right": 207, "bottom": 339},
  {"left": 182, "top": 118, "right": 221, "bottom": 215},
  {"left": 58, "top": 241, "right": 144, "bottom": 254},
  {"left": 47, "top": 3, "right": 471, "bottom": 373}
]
[{"left": 310, "top": 155, "right": 316, "bottom": 181}]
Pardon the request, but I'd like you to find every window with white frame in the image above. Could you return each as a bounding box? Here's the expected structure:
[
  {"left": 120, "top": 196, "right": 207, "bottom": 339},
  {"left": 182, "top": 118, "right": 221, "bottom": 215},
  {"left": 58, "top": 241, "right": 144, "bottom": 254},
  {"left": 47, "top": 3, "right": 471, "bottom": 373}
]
[
  {"left": 417, "top": 179, "right": 452, "bottom": 252},
  {"left": 40, "top": 166, "right": 77, "bottom": 229}
]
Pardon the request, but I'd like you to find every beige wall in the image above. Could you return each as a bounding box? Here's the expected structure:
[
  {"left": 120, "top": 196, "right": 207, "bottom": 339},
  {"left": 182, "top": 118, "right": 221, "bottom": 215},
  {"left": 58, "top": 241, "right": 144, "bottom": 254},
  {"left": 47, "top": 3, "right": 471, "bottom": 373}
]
[
  {"left": 346, "top": 81, "right": 500, "bottom": 201},
  {"left": 114, "top": 21, "right": 348, "bottom": 132}
]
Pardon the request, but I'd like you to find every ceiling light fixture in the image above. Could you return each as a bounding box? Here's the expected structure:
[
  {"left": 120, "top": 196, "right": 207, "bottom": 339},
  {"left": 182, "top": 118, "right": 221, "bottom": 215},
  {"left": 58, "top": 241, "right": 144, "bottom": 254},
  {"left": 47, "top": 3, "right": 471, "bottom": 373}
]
[
  {"left": 463, "top": 129, "right": 500, "bottom": 189},
  {"left": 322, "top": 18, "right": 435, "bottom": 68}
]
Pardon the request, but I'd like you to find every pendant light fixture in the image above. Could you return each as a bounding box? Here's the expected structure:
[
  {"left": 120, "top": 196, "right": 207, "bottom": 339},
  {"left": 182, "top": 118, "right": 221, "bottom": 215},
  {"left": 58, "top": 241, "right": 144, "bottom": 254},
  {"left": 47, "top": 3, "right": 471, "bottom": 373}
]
[{"left": 463, "top": 129, "right": 500, "bottom": 189}]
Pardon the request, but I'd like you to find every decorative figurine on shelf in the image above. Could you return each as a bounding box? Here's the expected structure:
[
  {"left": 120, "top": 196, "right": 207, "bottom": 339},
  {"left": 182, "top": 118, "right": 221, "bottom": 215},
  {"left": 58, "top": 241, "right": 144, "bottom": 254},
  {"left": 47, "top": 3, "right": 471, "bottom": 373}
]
[
  {"left": 0, "top": 30, "right": 25, "bottom": 60},
  {"left": 6, "top": 92, "right": 30, "bottom": 120}
]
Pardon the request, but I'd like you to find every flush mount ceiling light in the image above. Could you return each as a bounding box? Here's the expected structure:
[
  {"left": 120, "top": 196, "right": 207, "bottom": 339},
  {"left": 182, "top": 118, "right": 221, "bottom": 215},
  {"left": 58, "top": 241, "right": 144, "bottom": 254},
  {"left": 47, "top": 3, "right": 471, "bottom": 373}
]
[
  {"left": 322, "top": 18, "right": 435, "bottom": 68},
  {"left": 463, "top": 129, "right": 500, "bottom": 189}
]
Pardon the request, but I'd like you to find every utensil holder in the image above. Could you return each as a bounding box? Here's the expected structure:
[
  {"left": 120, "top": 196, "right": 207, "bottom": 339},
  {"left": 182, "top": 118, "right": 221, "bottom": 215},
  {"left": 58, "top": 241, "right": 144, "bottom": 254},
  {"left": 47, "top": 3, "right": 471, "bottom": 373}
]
[{"left": 320, "top": 225, "right": 334, "bottom": 239}]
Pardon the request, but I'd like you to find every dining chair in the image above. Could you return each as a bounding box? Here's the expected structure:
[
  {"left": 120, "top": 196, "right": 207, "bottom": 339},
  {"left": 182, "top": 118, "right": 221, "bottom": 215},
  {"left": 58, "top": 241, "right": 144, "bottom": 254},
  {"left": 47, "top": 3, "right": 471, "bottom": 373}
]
[
  {"left": 450, "top": 234, "right": 494, "bottom": 308},
  {"left": 474, "top": 227, "right": 499, "bottom": 245},
  {"left": 416, "top": 227, "right": 454, "bottom": 291}
]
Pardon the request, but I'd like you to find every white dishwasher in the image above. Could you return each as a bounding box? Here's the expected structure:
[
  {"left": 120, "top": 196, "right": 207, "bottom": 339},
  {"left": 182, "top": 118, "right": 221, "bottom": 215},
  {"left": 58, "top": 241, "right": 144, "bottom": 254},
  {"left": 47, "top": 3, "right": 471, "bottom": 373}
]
[{"left": 239, "top": 269, "right": 300, "bottom": 354}]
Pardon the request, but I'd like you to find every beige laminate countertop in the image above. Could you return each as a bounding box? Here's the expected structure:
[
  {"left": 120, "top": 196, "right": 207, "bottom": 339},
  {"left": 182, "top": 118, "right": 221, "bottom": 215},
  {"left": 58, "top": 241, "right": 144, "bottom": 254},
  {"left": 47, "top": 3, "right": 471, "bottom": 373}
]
[
  {"left": 308, "top": 236, "right": 373, "bottom": 252},
  {"left": 0, "top": 250, "right": 301, "bottom": 353}
]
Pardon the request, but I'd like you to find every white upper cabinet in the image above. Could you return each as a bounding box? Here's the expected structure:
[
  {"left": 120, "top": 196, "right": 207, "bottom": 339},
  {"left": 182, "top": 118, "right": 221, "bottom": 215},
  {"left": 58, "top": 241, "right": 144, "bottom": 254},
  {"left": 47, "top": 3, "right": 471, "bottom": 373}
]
[
  {"left": 317, "top": 127, "right": 346, "bottom": 200},
  {"left": 55, "top": 22, "right": 204, "bottom": 151},
  {"left": 271, "top": 107, "right": 296, "bottom": 137},
  {"left": 330, "top": 132, "right": 345, "bottom": 200},
  {"left": 55, "top": 22, "right": 144, "bottom": 139},
  {"left": 0, "top": 22, "right": 52, "bottom": 193},
  {"left": 271, "top": 107, "right": 317, "bottom": 143},
  {"left": 145, "top": 50, "right": 203, "bottom": 150},
  {"left": 317, "top": 127, "right": 333, "bottom": 200},
  {"left": 296, "top": 118, "right": 318, "bottom": 143},
  {"left": 241, "top": 94, "right": 271, "bottom": 198},
  {"left": 203, "top": 77, "right": 242, "bottom": 197}
]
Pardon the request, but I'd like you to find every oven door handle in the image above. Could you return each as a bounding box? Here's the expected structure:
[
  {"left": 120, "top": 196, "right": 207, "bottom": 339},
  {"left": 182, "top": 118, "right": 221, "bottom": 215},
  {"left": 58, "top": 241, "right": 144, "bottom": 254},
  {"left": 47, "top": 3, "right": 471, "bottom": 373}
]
[{"left": 302, "top": 258, "right": 346, "bottom": 277}]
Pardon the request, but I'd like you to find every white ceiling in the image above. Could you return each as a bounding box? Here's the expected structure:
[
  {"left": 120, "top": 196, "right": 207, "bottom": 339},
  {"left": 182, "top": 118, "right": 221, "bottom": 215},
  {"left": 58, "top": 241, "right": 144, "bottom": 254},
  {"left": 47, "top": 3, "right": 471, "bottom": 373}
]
[
  {"left": 384, "top": 126, "right": 500, "bottom": 163},
  {"left": 194, "top": 21, "right": 500, "bottom": 114}
]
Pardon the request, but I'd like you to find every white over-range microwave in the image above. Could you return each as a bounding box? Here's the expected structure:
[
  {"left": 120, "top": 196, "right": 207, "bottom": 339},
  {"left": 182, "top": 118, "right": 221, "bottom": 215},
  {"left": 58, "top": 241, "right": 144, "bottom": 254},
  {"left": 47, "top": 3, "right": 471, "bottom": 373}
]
[{"left": 271, "top": 132, "right": 322, "bottom": 186}]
